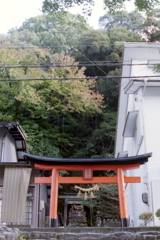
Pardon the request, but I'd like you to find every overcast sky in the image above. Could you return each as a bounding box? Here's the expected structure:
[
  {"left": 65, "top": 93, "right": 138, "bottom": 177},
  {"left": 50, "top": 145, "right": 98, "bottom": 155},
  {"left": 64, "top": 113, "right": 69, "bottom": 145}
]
[
  {"left": 0, "top": 0, "right": 134, "bottom": 35},
  {"left": 0, "top": 0, "right": 43, "bottom": 34}
]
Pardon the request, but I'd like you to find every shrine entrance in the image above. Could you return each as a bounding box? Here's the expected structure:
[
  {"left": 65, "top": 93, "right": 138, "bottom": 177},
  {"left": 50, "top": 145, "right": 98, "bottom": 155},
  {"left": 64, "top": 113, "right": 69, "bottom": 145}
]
[
  {"left": 59, "top": 193, "right": 97, "bottom": 227},
  {"left": 23, "top": 152, "right": 152, "bottom": 228}
]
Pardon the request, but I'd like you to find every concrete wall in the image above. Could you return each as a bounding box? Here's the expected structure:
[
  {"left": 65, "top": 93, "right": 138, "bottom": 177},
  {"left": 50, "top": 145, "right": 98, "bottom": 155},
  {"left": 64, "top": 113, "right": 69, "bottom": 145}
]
[
  {"left": 115, "top": 43, "right": 160, "bottom": 227},
  {"left": 144, "top": 87, "right": 160, "bottom": 226},
  {"left": 115, "top": 43, "right": 160, "bottom": 156}
]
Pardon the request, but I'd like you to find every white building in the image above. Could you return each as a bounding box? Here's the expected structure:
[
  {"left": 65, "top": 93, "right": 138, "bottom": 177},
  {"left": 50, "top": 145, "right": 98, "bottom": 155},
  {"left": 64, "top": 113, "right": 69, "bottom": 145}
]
[{"left": 115, "top": 43, "right": 160, "bottom": 227}]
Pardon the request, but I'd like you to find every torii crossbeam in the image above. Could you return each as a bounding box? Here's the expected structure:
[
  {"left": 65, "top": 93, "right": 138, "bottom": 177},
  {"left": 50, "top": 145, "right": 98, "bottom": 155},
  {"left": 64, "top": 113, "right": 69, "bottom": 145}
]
[{"left": 23, "top": 152, "right": 152, "bottom": 228}]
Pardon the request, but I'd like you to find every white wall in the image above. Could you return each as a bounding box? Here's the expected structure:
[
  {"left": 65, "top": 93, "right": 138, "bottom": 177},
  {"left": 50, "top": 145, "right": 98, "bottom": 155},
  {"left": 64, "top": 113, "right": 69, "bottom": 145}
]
[
  {"left": 144, "top": 87, "right": 160, "bottom": 225},
  {"left": 115, "top": 43, "right": 160, "bottom": 227},
  {"left": 115, "top": 43, "right": 160, "bottom": 157}
]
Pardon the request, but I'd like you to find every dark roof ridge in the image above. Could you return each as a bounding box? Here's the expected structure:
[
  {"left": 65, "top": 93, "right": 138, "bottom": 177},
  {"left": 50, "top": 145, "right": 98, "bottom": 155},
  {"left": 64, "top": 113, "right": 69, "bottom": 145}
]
[{"left": 23, "top": 152, "right": 152, "bottom": 166}]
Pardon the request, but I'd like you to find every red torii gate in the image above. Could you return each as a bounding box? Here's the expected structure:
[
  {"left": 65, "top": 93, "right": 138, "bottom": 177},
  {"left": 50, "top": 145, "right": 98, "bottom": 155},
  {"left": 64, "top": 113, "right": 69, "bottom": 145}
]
[{"left": 23, "top": 152, "right": 152, "bottom": 227}]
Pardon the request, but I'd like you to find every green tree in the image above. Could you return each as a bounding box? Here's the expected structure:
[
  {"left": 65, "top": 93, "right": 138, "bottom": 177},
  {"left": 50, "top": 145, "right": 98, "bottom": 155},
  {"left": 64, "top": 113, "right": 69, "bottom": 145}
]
[
  {"left": 70, "top": 111, "right": 117, "bottom": 158},
  {"left": 108, "top": 25, "right": 142, "bottom": 43},
  {"left": 42, "top": 0, "right": 160, "bottom": 14},
  {"left": 0, "top": 41, "right": 105, "bottom": 157},
  {"left": 93, "top": 184, "right": 119, "bottom": 220},
  {"left": 155, "top": 208, "right": 160, "bottom": 220},
  {"left": 72, "top": 29, "right": 110, "bottom": 76},
  {"left": 73, "top": 27, "right": 142, "bottom": 110},
  {"left": 99, "top": 11, "right": 145, "bottom": 32},
  {"left": 2, "top": 9, "right": 148, "bottom": 161},
  {"left": 139, "top": 212, "right": 153, "bottom": 226},
  {"left": 0, "top": 41, "right": 103, "bottom": 119},
  {"left": 96, "top": 69, "right": 121, "bottom": 111},
  {"left": 8, "top": 12, "right": 91, "bottom": 51},
  {"left": 144, "top": 9, "right": 160, "bottom": 42},
  {"left": 99, "top": 9, "right": 160, "bottom": 42}
]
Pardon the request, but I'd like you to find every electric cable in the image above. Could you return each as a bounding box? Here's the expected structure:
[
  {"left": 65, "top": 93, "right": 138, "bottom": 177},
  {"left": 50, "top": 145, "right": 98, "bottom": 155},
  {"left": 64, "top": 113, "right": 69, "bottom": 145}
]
[
  {"left": 0, "top": 42, "right": 154, "bottom": 50},
  {"left": 0, "top": 75, "right": 160, "bottom": 82},
  {"left": 0, "top": 63, "right": 158, "bottom": 68}
]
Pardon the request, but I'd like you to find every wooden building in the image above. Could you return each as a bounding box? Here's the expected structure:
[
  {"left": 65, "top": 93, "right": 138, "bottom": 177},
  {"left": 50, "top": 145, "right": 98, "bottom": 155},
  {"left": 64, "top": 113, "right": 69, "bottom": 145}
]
[{"left": 0, "top": 122, "right": 39, "bottom": 227}]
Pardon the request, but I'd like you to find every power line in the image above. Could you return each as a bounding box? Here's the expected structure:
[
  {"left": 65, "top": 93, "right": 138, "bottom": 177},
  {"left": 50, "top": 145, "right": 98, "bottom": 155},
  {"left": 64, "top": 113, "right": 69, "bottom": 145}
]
[
  {"left": 0, "top": 45, "right": 159, "bottom": 65},
  {"left": 0, "top": 42, "right": 137, "bottom": 50},
  {"left": 71, "top": 47, "right": 109, "bottom": 76},
  {"left": 0, "top": 44, "right": 117, "bottom": 50},
  {"left": 0, "top": 63, "right": 158, "bottom": 68},
  {"left": 0, "top": 75, "right": 160, "bottom": 82}
]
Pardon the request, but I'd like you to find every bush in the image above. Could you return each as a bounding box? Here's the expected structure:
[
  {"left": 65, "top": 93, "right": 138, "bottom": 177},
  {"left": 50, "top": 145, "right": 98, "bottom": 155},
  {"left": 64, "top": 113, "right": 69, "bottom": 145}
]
[
  {"left": 139, "top": 212, "right": 153, "bottom": 226},
  {"left": 155, "top": 208, "right": 160, "bottom": 220}
]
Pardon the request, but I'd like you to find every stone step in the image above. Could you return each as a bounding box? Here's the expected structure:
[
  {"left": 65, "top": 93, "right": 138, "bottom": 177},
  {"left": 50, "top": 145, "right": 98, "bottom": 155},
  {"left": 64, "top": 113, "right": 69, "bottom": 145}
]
[{"left": 20, "top": 229, "right": 160, "bottom": 240}]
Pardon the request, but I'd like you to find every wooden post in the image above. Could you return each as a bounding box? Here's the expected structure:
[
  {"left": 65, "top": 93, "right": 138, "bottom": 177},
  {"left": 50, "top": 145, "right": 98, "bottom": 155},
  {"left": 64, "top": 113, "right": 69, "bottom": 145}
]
[
  {"left": 50, "top": 168, "right": 59, "bottom": 227},
  {"left": 89, "top": 198, "right": 93, "bottom": 227},
  {"left": 64, "top": 198, "right": 68, "bottom": 227},
  {"left": 117, "top": 168, "right": 128, "bottom": 227}
]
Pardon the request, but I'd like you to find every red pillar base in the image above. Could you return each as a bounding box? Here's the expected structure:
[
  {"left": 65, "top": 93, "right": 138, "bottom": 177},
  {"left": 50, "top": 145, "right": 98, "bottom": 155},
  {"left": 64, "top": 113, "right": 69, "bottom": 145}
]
[
  {"left": 121, "top": 218, "right": 128, "bottom": 227},
  {"left": 50, "top": 218, "right": 58, "bottom": 227}
]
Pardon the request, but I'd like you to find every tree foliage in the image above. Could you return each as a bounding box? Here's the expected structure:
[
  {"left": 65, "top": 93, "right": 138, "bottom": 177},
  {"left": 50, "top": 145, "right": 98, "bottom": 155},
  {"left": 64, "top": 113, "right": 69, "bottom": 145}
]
[
  {"left": 42, "top": 0, "right": 160, "bottom": 14},
  {"left": 139, "top": 212, "right": 153, "bottom": 226},
  {"left": 72, "top": 26, "right": 142, "bottom": 110},
  {"left": 0, "top": 41, "right": 105, "bottom": 157},
  {"left": 99, "top": 9, "right": 160, "bottom": 42},
  {"left": 69, "top": 111, "right": 117, "bottom": 158},
  {"left": 72, "top": 29, "right": 110, "bottom": 76},
  {"left": 8, "top": 12, "right": 91, "bottom": 50},
  {"left": 1, "top": 12, "right": 126, "bottom": 160},
  {"left": 0, "top": 8, "right": 150, "bottom": 219},
  {"left": 104, "top": 0, "right": 159, "bottom": 12},
  {"left": 2, "top": 9, "right": 151, "bottom": 161},
  {"left": 99, "top": 11, "right": 145, "bottom": 31},
  {"left": 0, "top": 41, "right": 103, "bottom": 117},
  {"left": 144, "top": 9, "right": 160, "bottom": 42},
  {"left": 42, "top": 0, "right": 94, "bottom": 15},
  {"left": 155, "top": 208, "right": 160, "bottom": 220},
  {"left": 92, "top": 184, "right": 119, "bottom": 219}
]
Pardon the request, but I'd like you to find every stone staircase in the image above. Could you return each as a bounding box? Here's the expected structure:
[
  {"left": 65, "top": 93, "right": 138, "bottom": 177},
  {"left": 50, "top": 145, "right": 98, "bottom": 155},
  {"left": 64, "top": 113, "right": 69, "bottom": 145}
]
[{"left": 20, "top": 227, "right": 160, "bottom": 240}]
